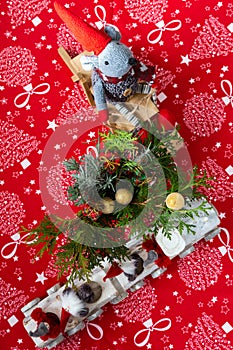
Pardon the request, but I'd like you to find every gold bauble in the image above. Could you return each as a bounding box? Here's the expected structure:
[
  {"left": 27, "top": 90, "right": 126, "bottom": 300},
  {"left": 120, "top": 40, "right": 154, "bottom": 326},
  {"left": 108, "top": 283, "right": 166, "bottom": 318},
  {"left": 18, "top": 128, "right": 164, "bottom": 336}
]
[
  {"left": 100, "top": 197, "right": 115, "bottom": 214},
  {"left": 165, "top": 192, "right": 185, "bottom": 210},
  {"left": 115, "top": 188, "right": 133, "bottom": 205}
]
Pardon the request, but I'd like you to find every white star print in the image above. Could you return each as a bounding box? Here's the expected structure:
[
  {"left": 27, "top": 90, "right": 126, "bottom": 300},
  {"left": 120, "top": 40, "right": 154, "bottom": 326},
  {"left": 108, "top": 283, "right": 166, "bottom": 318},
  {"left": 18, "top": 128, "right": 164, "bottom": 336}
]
[
  {"left": 180, "top": 54, "right": 192, "bottom": 66},
  {"left": 35, "top": 271, "right": 48, "bottom": 285},
  {"left": 221, "top": 66, "right": 229, "bottom": 72},
  {"left": 47, "top": 119, "right": 58, "bottom": 131},
  {"left": 88, "top": 131, "right": 96, "bottom": 138}
]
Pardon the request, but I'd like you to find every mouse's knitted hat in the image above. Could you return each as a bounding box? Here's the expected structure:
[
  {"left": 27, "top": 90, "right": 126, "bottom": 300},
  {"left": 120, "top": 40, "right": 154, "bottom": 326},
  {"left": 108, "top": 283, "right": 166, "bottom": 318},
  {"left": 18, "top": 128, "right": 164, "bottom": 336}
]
[{"left": 54, "top": 1, "right": 111, "bottom": 55}]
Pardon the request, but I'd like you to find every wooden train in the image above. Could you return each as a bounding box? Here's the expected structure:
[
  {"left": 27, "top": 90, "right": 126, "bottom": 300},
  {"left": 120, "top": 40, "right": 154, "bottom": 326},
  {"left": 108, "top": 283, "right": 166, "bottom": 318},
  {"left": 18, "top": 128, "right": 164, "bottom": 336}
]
[{"left": 21, "top": 199, "right": 220, "bottom": 349}]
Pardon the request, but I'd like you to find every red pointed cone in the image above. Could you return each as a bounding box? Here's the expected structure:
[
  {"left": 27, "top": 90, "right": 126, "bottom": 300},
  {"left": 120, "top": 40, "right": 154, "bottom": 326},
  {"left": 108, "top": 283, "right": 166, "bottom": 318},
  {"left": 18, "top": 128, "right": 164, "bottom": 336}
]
[
  {"left": 60, "top": 307, "right": 71, "bottom": 335},
  {"left": 54, "top": 1, "right": 111, "bottom": 55},
  {"left": 103, "top": 261, "right": 123, "bottom": 282}
]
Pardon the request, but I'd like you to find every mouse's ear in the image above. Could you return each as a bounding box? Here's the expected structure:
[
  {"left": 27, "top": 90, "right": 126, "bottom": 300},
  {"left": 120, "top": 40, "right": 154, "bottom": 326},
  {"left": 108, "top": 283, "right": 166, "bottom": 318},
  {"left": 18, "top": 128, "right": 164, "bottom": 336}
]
[
  {"left": 80, "top": 55, "right": 99, "bottom": 70},
  {"left": 104, "top": 25, "right": 122, "bottom": 41}
]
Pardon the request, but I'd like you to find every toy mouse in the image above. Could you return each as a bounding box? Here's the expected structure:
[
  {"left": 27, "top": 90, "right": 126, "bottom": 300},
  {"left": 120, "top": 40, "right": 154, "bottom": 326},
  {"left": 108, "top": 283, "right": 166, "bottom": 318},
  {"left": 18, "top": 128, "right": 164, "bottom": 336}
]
[
  {"left": 119, "top": 252, "right": 144, "bottom": 281},
  {"left": 29, "top": 306, "right": 71, "bottom": 340},
  {"left": 60, "top": 287, "right": 89, "bottom": 318},
  {"left": 29, "top": 308, "right": 61, "bottom": 341},
  {"left": 103, "top": 252, "right": 144, "bottom": 282},
  {"left": 54, "top": 1, "right": 157, "bottom": 124}
]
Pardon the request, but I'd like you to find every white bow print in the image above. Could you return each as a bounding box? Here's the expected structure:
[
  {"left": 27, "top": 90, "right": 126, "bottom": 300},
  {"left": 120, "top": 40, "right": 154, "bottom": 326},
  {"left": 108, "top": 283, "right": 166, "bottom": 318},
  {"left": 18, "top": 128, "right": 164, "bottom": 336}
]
[
  {"left": 218, "top": 227, "right": 233, "bottom": 262},
  {"left": 147, "top": 19, "right": 182, "bottom": 44},
  {"left": 1, "top": 232, "right": 36, "bottom": 259},
  {"left": 85, "top": 320, "right": 103, "bottom": 340},
  {"left": 134, "top": 318, "right": 172, "bottom": 347},
  {"left": 14, "top": 82, "right": 50, "bottom": 108},
  {"left": 94, "top": 5, "right": 119, "bottom": 31},
  {"left": 221, "top": 80, "right": 233, "bottom": 107}
]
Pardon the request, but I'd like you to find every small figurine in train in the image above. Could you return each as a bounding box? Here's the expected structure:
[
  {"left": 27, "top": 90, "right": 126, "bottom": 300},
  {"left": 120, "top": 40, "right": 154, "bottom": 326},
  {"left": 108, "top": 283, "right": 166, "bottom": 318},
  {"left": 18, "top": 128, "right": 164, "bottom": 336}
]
[
  {"left": 119, "top": 253, "right": 144, "bottom": 281},
  {"left": 54, "top": 1, "right": 157, "bottom": 123},
  {"left": 103, "top": 247, "right": 159, "bottom": 282},
  {"left": 29, "top": 308, "right": 62, "bottom": 341},
  {"left": 61, "top": 287, "right": 89, "bottom": 318},
  {"left": 60, "top": 281, "right": 102, "bottom": 317},
  {"left": 103, "top": 252, "right": 145, "bottom": 282}
]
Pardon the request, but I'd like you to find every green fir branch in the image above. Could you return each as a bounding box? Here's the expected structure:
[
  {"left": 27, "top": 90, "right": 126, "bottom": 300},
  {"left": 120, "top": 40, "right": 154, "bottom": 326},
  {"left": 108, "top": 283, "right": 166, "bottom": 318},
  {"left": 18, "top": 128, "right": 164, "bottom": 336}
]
[{"left": 100, "top": 129, "right": 138, "bottom": 153}]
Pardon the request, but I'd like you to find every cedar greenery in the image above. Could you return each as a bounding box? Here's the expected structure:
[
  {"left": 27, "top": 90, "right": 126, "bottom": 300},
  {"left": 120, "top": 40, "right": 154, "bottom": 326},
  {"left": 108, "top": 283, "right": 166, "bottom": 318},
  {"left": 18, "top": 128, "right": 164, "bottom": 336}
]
[
  {"left": 24, "top": 215, "right": 129, "bottom": 284},
  {"left": 24, "top": 126, "right": 212, "bottom": 283}
]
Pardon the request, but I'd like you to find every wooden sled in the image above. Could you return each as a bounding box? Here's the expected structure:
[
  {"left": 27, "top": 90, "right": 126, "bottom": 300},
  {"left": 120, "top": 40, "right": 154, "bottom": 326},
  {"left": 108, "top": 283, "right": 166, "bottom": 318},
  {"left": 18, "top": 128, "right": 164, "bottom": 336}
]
[{"left": 58, "top": 47, "right": 159, "bottom": 132}]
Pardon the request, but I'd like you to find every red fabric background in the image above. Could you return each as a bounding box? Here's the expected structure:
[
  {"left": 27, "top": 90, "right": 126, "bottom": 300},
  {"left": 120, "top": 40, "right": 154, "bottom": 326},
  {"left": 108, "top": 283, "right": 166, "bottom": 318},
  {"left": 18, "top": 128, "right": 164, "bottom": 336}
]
[{"left": 1, "top": 0, "right": 233, "bottom": 349}]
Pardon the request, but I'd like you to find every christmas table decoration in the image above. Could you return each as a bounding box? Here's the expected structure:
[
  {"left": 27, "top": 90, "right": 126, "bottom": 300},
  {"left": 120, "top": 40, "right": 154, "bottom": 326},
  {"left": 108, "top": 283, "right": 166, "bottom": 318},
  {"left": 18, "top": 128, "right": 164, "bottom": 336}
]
[
  {"left": 24, "top": 126, "right": 212, "bottom": 285},
  {"left": 1, "top": 0, "right": 233, "bottom": 349}
]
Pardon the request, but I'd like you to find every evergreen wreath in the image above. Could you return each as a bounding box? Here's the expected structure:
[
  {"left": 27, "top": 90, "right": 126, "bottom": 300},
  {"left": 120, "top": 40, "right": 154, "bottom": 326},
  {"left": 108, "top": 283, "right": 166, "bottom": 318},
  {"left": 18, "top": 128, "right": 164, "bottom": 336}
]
[{"left": 25, "top": 125, "right": 212, "bottom": 283}]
